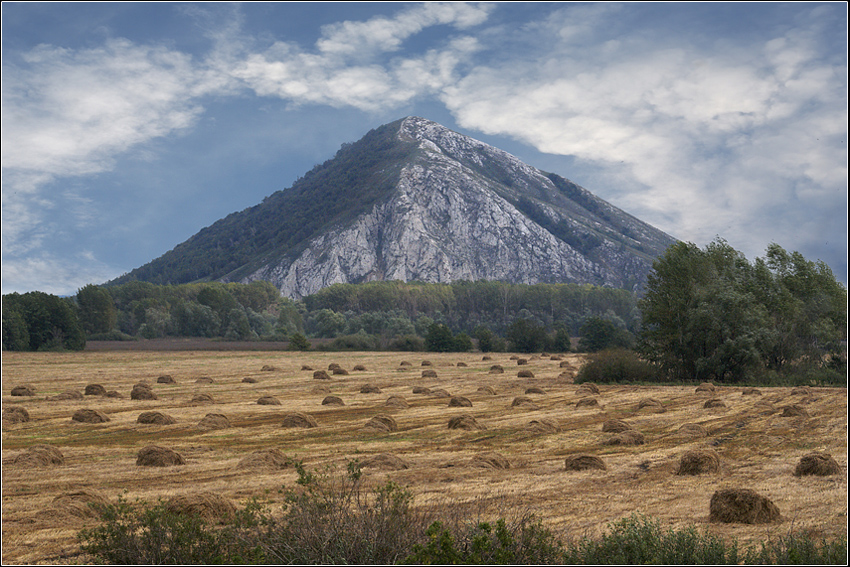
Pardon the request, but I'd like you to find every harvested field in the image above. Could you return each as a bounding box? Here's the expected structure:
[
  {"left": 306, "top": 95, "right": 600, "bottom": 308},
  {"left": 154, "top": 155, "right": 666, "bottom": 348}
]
[{"left": 1, "top": 349, "right": 846, "bottom": 564}]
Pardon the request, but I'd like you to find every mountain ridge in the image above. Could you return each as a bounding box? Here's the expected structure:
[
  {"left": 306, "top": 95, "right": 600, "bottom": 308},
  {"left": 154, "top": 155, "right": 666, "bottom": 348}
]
[{"left": 110, "top": 117, "right": 678, "bottom": 297}]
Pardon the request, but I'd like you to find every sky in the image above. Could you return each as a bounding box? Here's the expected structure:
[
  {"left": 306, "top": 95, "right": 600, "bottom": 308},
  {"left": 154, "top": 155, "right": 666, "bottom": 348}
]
[{"left": 2, "top": 2, "right": 847, "bottom": 296}]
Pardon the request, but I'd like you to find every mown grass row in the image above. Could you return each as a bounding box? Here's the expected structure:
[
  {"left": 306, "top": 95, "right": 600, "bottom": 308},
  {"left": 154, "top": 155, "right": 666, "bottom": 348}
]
[{"left": 78, "top": 461, "right": 846, "bottom": 565}]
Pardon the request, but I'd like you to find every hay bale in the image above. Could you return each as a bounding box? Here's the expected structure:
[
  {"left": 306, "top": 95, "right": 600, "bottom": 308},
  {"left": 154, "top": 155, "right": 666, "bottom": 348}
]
[
  {"left": 360, "top": 453, "right": 409, "bottom": 470},
  {"left": 353, "top": 364, "right": 367, "bottom": 371},
  {"left": 48, "top": 490, "right": 110, "bottom": 519},
  {"left": 575, "top": 397, "right": 600, "bottom": 409},
  {"left": 794, "top": 452, "right": 841, "bottom": 477},
  {"left": 237, "top": 448, "right": 291, "bottom": 470},
  {"left": 790, "top": 386, "right": 813, "bottom": 396},
  {"left": 525, "top": 387, "right": 546, "bottom": 395},
  {"left": 84, "top": 384, "right": 107, "bottom": 396},
  {"left": 72, "top": 409, "right": 110, "bottom": 423},
  {"left": 421, "top": 360, "right": 433, "bottom": 366},
  {"left": 191, "top": 393, "right": 215, "bottom": 404},
  {"left": 448, "top": 396, "right": 473, "bottom": 408},
  {"left": 10, "top": 385, "right": 35, "bottom": 396},
  {"left": 526, "top": 418, "right": 560, "bottom": 434},
  {"left": 703, "top": 398, "right": 726, "bottom": 409},
  {"left": 696, "top": 382, "right": 716, "bottom": 393},
  {"left": 456, "top": 362, "right": 468, "bottom": 367},
  {"left": 157, "top": 375, "right": 176, "bottom": 384},
  {"left": 781, "top": 404, "right": 809, "bottom": 417},
  {"left": 422, "top": 369, "right": 438, "bottom": 378},
  {"left": 511, "top": 396, "right": 540, "bottom": 410},
  {"left": 677, "top": 449, "right": 720, "bottom": 475},
  {"left": 565, "top": 455, "right": 607, "bottom": 471},
  {"left": 741, "top": 387, "right": 762, "bottom": 396},
  {"left": 602, "top": 419, "right": 632, "bottom": 433},
  {"left": 3, "top": 406, "right": 30, "bottom": 425},
  {"left": 385, "top": 395, "right": 410, "bottom": 409},
  {"left": 364, "top": 414, "right": 398, "bottom": 432},
  {"left": 676, "top": 423, "right": 708, "bottom": 438},
  {"left": 429, "top": 388, "right": 451, "bottom": 398},
  {"left": 472, "top": 451, "right": 510, "bottom": 469},
  {"left": 49, "top": 390, "right": 83, "bottom": 401},
  {"left": 131, "top": 383, "right": 157, "bottom": 400},
  {"left": 257, "top": 396, "right": 281, "bottom": 405},
  {"left": 482, "top": 355, "right": 492, "bottom": 361},
  {"left": 477, "top": 385, "right": 496, "bottom": 395},
  {"left": 260, "top": 365, "right": 277, "bottom": 371},
  {"left": 709, "top": 489, "right": 781, "bottom": 524},
  {"left": 489, "top": 365, "right": 504, "bottom": 374},
  {"left": 311, "top": 385, "right": 331, "bottom": 394},
  {"left": 282, "top": 412, "right": 318, "bottom": 428},
  {"left": 509, "top": 355, "right": 519, "bottom": 360},
  {"left": 328, "top": 363, "right": 342, "bottom": 371},
  {"left": 301, "top": 365, "right": 313, "bottom": 371},
  {"left": 195, "top": 377, "right": 214, "bottom": 384},
  {"left": 399, "top": 361, "right": 412, "bottom": 367},
  {"left": 517, "top": 369, "right": 535, "bottom": 378},
  {"left": 412, "top": 386, "right": 431, "bottom": 394},
  {"left": 754, "top": 400, "right": 777, "bottom": 415},
  {"left": 576, "top": 382, "right": 600, "bottom": 394},
  {"left": 105, "top": 390, "right": 123, "bottom": 398},
  {"left": 137, "top": 411, "right": 177, "bottom": 425},
  {"left": 516, "top": 358, "right": 528, "bottom": 365},
  {"left": 197, "top": 413, "right": 231, "bottom": 430},
  {"left": 331, "top": 367, "right": 349, "bottom": 376},
  {"left": 448, "top": 414, "right": 485, "bottom": 430},
  {"left": 604, "top": 430, "right": 645, "bottom": 446},
  {"left": 559, "top": 360, "right": 573, "bottom": 368},
  {"left": 165, "top": 492, "right": 236, "bottom": 524},
  {"left": 13, "top": 444, "right": 64, "bottom": 466},
  {"left": 637, "top": 398, "right": 665, "bottom": 412},
  {"left": 136, "top": 445, "right": 185, "bottom": 467},
  {"left": 360, "top": 384, "right": 382, "bottom": 394},
  {"left": 321, "top": 395, "right": 345, "bottom": 406},
  {"left": 313, "top": 370, "right": 332, "bottom": 380},
  {"left": 242, "top": 377, "right": 258, "bottom": 383}
]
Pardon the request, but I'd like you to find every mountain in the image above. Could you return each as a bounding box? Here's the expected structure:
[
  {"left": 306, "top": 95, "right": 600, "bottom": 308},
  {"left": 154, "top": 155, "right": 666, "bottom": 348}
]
[{"left": 111, "top": 117, "right": 678, "bottom": 297}]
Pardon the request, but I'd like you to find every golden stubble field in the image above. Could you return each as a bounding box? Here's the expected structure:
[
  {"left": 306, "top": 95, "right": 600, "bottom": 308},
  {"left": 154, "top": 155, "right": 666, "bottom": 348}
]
[{"left": 1, "top": 349, "right": 847, "bottom": 564}]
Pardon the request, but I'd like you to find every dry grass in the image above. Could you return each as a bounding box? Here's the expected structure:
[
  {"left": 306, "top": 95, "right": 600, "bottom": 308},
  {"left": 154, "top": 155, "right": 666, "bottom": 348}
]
[{"left": 1, "top": 349, "right": 847, "bottom": 564}]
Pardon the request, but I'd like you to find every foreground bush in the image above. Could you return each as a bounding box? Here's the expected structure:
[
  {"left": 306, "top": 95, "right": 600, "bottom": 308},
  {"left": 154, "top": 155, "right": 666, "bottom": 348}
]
[{"left": 575, "top": 348, "right": 660, "bottom": 384}]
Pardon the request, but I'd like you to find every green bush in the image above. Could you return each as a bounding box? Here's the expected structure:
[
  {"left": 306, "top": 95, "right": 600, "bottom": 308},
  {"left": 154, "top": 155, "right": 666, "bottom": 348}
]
[
  {"left": 329, "top": 332, "right": 381, "bottom": 351},
  {"left": 575, "top": 349, "right": 660, "bottom": 384},
  {"left": 742, "top": 532, "right": 847, "bottom": 565},
  {"left": 287, "top": 332, "right": 311, "bottom": 351}
]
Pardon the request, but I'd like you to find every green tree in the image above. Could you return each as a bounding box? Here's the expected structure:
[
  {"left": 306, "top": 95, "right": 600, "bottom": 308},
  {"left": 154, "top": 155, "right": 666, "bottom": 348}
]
[
  {"left": 76, "top": 284, "right": 118, "bottom": 335},
  {"left": 2, "top": 291, "right": 85, "bottom": 351},
  {"left": 425, "top": 323, "right": 457, "bottom": 352},
  {"left": 578, "top": 317, "right": 632, "bottom": 353},
  {"left": 2, "top": 298, "right": 30, "bottom": 351},
  {"left": 506, "top": 318, "right": 548, "bottom": 353}
]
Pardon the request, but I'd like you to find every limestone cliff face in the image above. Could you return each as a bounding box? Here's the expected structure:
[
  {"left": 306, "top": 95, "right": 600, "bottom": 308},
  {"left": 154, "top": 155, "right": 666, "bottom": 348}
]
[{"left": 242, "top": 117, "right": 676, "bottom": 298}]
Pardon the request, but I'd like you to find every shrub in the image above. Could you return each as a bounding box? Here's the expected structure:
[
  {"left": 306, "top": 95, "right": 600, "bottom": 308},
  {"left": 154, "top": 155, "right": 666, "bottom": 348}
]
[
  {"left": 575, "top": 349, "right": 659, "bottom": 384},
  {"left": 287, "top": 333, "right": 311, "bottom": 351}
]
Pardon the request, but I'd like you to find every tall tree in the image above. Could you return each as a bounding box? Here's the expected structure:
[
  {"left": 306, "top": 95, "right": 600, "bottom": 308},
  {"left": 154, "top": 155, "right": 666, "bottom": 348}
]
[{"left": 76, "top": 284, "right": 118, "bottom": 335}]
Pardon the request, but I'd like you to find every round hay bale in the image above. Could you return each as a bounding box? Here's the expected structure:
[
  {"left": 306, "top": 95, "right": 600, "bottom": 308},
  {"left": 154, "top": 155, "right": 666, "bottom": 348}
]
[
  {"left": 696, "top": 382, "right": 716, "bottom": 393},
  {"left": 10, "top": 385, "right": 35, "bottom": 396},
  {"left": 137, "top": 411, "right": 177, "bottom": 425},
  {"left": 429, "top": 388, "right": 451, "bottom": 398},
  {"left": 311, "top": 385, "right": 331, "bottom": 394},
  {"left": 526, "top": 418, "right": 560, "bottom": 434},
  {"left": 456, "top": 362, "right": 468, "bottom": 367},
  {"left": 84, "top": 384, "right": 107, "bottom": 396},
  {"left": 677, "top": 449, "right": 720, "bottom": 475},
  {"left": 421, "top": 369, "right": 438, "bottom": 378},
  {"left": 525, "top": 387, "right": 546, "bottom": 395},
  {"left": 49, "top": 390, "right": 83, "bottom": 401},
  {"left": 131, "top": 383, "right": 157, "bottom": 400},
  {"left": 489, "top": 365, "right": 504, "bottom": 374},
  {"left": 331, "top": 367, "right": 349, "bottom": 376},
  {"left": 421, "top": 360, "right": 433, "bottom": 366},
  {"left": 195, "top": 377, "right": 214, "bottom": 384},
  {"left": 261, "top": 365, "right": 277, "bottom": 371},
  {"left": 517, "top": 370, "right": 535, "bottom": 378},
  {"left": 741, "top": 387, "right": 762, "bottom": 396},
  {"left": 313, "top": 370, "right": 332, "bottom": 380},
  {"left": 364, "top": 414, "right": 398, "bottom": 432},
  {"left": 794, "top": 452, "right": 841, "bottom": 477},
  {"left": 360, "top": 384, "right": 382, "bottom": 394},
  {"left": 360, "top": 453, "right": 409, "bottom": 470},
  {"left": 352, "top": 364, "right": 367, "bottom": 371},
  {"left": 602, "top": 419, "right": 632, "bottom": 433},
  {"left": 241, "top": 377, "right": 258, "bottom": 384},
  {"left": 516, "top": 358, "right": 528, "bottom": 365},
  {"left": 4, "top": 406, "right": 30, "bottom": 425},
  {"left": 165, "top": 492, "right": 236, "bottom": 524},
  {"left": 13, "top": 444, "right": 64, "bottom": 466},
  {"left": 676, "top": 423, "right": 708, "bottom": 438},
  {"left": 576, "top": 382, "right": 600, "bottom": 394},
  {"left": 703, "top": 398, "right": 726, "bottom": 409},
  {"left": 191, "top": 393, "right": 215, "bottom": 404},
  {"left": 637, "top": 398, "right": 665, "bottom": 413},
  {"left": 328, "top": 363, "right": 342, "bottom": 371},
  {"left": 472, "top": 451, "right": 510, "bottom": 469},
  {"left": 105, "top": 390, "right": 123, "bottom": 398},
  {"left": 709, "top": 488, "right": 781, "bottom": 524},
  {"left": 412, "top": 386, "right": 431, "bottom": 394},
  {"left": 300, "top": 365, "right": 313, "bottom": 371},
  {"left": 448, "top": 396, "right": 473, "bottom": 408},
  {"left": 157, "top": 375, "right": 176, "bottom": 384},
  {"left": 197, "top": 413, "right": 231, "bottom": 430},
  {"left": 511, "top": 396, "right": 540, "bottom": 410},
  {"left": 257, "top": 395, "right": 281, "bottom": 406},
  {"left": 559, "top": 360, "right": 573, "bottom": 368},
  {"left": 448, "top": 414, "right": 485, "bottom": 430},
  {"left": 399, "top": 361, "right": 412, "bottom": 367},
  {"left": 482, "top": 356, "right": 492, "bottom": 361},
  {"left": 781, "top": 404, "right": 809, "bottom": 417},
  {"left": 282, "top": 412, "right": 318, "bottom": 428},
  {"left": 790, "top": 386, "right": 813, "bottom": 396},
  {"left": 48, "top": 490, "right": 110, "bottom": 519},
  {"left": 385, "top": 395, "right": 409, "bottom": 409},
  {"left": 604, "top": 430, "right": 645, "bottom": 446},
  {"left": 237, "top": 448, "right": 291, "bottom": 470},
  {"left": 321, "top": 395, "right": 345, "bottom": 406},
  {"left": 72, "top": 409, "right": 110, "bottom": 423},
  {"left": 477, "top": 385, "right": 496, "bottom": 395},
  {"left": 575, "top": 397, "right": 600, "bottom": 409},
  {"left": 565, "top": 455, "right": 606, "bottom": 471},
  {"left": 509, "top": 355, "right": 519, "bottom": 360},
  {"left": 136, "top": 445, "right": 185, "bottom": 467}
]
